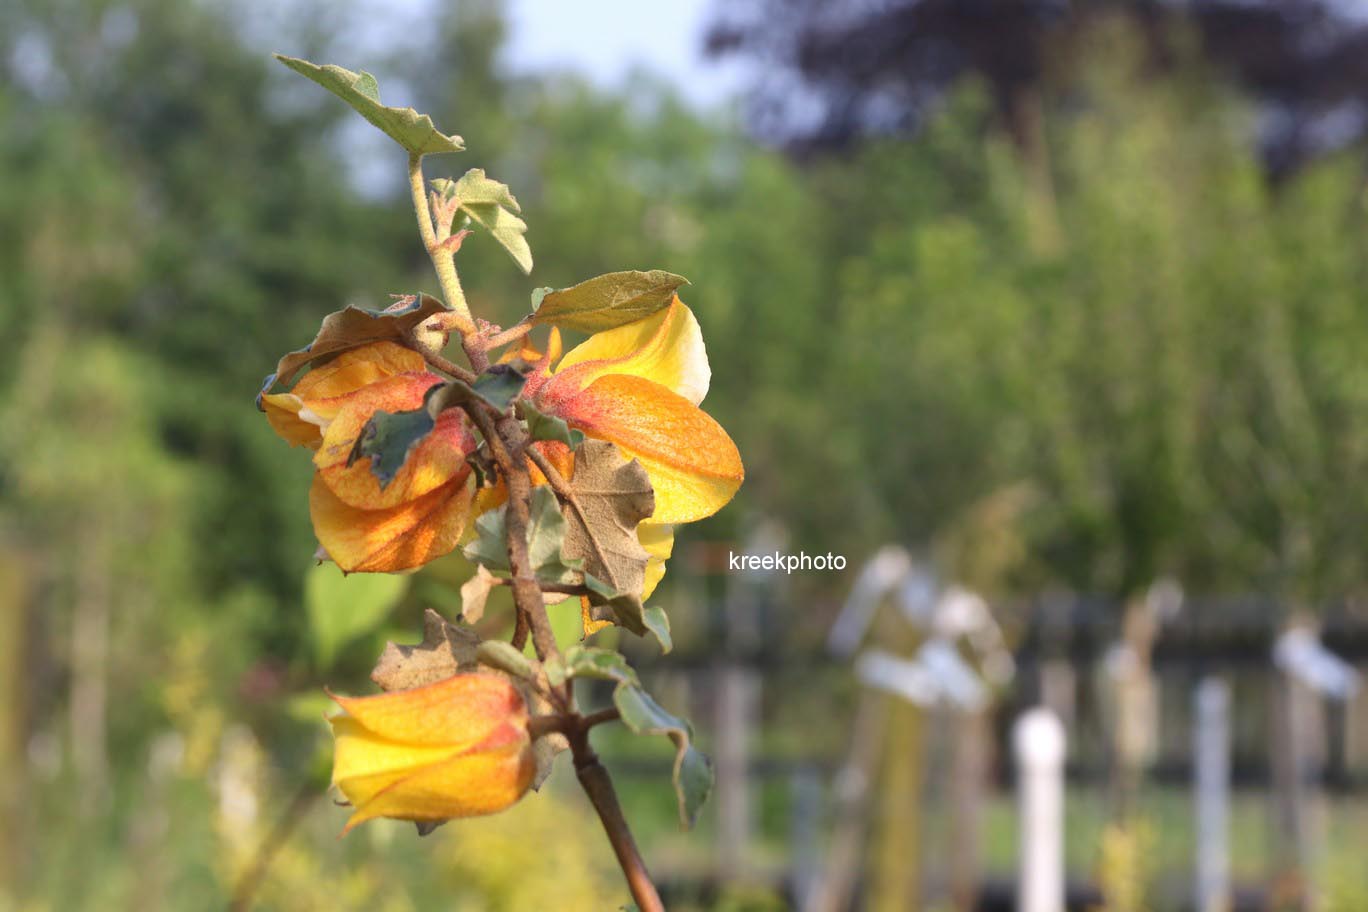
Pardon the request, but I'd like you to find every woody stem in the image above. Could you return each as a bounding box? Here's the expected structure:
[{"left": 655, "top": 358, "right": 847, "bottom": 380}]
[{"left": 571, "top": 728, "right": 665, "bottom": 912}]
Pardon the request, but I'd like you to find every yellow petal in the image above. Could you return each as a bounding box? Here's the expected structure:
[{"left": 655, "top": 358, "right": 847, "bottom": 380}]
[
  {"left": 639, "top": 523, "right": 674, "bottom": 600},
  {"left": 310, "top": 472, "right": 473, "bottom": 573},
  {"left": 330, "top": 715, "right": 463, "bottom": 796},
  {"left": 552, "top": 297, "right": 710, "bottom": 405},
  {"left": 338, "top": 722, "right": 534, "bottom": 832},
  {"left": 329, "top": 673, "right": 526, "bottom": 746},
  {"left": 498, "top": 326, "right": 562, "bottom": 370},
  {"left": 544, "top": 374, "right": 742, "bottom": 524},
  {"left": 261, "top": 392, "right": 324, "bottom": 448}
]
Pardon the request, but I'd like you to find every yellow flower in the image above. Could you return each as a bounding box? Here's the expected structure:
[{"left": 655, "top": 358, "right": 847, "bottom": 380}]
[
  {"left": 328, "top": 674, "right": 536, "bottom": 833},
  {"left": 524, "top": 295, "right": 744, "bottom": 596},
  {"left": 261, "top": 341, "right": 479, "bottom": 573},
  {"left": 261, "top": 296, "right": 742, "bottom": 589}
]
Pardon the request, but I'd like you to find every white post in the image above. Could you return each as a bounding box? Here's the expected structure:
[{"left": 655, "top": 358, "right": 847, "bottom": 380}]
[
  {"left": 1014, "top": 707, "right": 1066, "bottom": 912},
  {"left": 1194, "top": 678, "right": 1231, "bottom": 912}
]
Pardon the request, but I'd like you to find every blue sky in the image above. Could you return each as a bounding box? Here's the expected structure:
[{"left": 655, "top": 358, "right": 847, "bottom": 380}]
[{"left": 504, "top": 0, "right": 745, "bottom": 109}]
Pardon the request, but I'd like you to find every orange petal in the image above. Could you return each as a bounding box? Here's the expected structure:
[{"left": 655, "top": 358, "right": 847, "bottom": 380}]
[
  {"left": 295, "top": 342, "right": 427, "bottom": 399},
  {"left": 310, "top": 472, "right": 474, "bottom": 573},
  {"left": 330, "top": 673, "right": 527, "bottom": 746},
  {"left": 314, "top": 373, "right": 475, "bottom": 510},
  {"left": 542, "top": 373, "right": 742, "bottom": 524},
  {"left": 262, "top": 343, "right": 428, "bottom": 448},
  {"left": 551, "top": 298, "right": 710, "bottom": 405}
]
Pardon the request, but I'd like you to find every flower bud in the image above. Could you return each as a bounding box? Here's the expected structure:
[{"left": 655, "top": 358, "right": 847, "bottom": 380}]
[{"left": 328, "top": 673, "right": 535, "bottom": 833}]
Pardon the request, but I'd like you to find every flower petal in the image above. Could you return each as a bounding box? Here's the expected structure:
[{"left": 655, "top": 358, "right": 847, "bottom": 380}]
[
  {"left": 338, "top": 721, "right": 534, "bottom": 832},
  {"left": 330, "top": 715, "right": 462, "bottom": 795},
  {"left": 314, "top": 373, "right": 475, "bottom": 510},
  {"left": 311, "top": 471, "right": 474, "bottom": 572},
  {"left": 261, "top": 392, "right": 325, "bottom": 448},
  {"left": 543, "top": 373, "right": 742, "bottom": 524},
  {"left": 295, "top": 342, "right": 427, "bottom": 399},
  {"left": 639, "top": 523, "right": 674, "bottom": 600},
  {"left": 330, "top": 673, "right": 527, "bottom": 747},
  {"left": 551, "top": 298, "right": 710, "bottom": 405},
  {"left": 262, "top": 343, "right": 428, "bottom": 448}
]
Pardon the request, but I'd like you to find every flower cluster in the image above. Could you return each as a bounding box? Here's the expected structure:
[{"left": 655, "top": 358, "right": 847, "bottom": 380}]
[{"left": 262, "top": 296, "right": 742, "bottom": 595}]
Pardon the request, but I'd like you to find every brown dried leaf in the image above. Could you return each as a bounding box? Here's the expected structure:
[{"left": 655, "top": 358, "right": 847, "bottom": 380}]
[
  {"left": 370, "top": 608, "right": 479, "bottom": 691},
  {"left": 561, "top": 440, "right": 654, "bottom": 634},
  {"left": 256, "top": 293, "right": 449, "bottom": 404},
  {"left": 460, "top": 565, "right": 498, "bottom": 624}
]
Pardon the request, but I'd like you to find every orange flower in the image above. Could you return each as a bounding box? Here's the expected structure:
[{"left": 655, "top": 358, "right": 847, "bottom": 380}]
[
  {"left": 522, "top": 296, "right": 744, "bottom": 596},
  {"left": 261, "top": 342, "right": 477, "bottom": 572},
  {"left": 328, "top": 674, "right": 536, "bottom": 833}
]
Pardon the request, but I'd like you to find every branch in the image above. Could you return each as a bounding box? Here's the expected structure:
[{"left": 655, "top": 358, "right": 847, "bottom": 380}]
[
  {"left": 572, "top": 733, "right": 665, "bottom": 912},
  {"left": 581, "top": 706, "right": 621, "bottom": 729},
  {"left": 420, "top": 350, "right": 478, "bottom": 385},
  {"left": 483, "top": 317, "right": 534, "bottom": 352}
]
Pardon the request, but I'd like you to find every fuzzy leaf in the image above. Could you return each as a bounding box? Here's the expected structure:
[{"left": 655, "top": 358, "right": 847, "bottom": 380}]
[
  {"left": 476, "top": 640, "right": 536, "bottom": 680},
  {"left": 549, "top": 645, "right": 639, "bottom": 688},
  {"left": 433, "top": 169, "right": 532, "bottom": 274},
  {"left": 256, "top": 294, "right": 448, "bottom": 402},
  {"left": 560, "top": 440, "right": 656, "bottom": 637},
  {"left": 520, "top": 399, "right": 584, "bottom": 448},
  {"left": 275, "top": 55, "right": 465, "bottom": 156},
  {"left": 614, "top": 684, "right": 713, "bottom": 829},
  {"left": 370, "top": 608, "right": 480, "bottom": 691},
  {"left": 460, "top": 565, "right": 498, "bottom": 623},
  {"left": 305, "top": 563, "right": 409, "bottom": 668},
  {"left": 548, "top": 645, "right": 710, "bottom": 828},
  {"left": 463, "top": 487, "right": 582, "bottom": 585},
  {"left": 469, "top": 364, "right": 527, "bottom": 412},
  {"left": 346, "top": 403, "right": 435, "bottom": 488},
  {"left": 531, "top": 270, "right": 689, "bottom": 333}
]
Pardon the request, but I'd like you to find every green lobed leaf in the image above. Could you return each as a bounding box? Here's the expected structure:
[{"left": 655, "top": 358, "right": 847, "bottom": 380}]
[
  {"left": 530, "top": 270, "right": 689, "bottom": 333},
  {"left": 549, "top": 645, "right": 710, "bottom": 828},
  {"left": 433, "top": 169, "right": 532, "bottom": 274},
  {"left": 550, "top": 644, "right": 639, "bottom": 688},
  {"left": 256, "top": 294, "right": 448, "bottom": 402},
  {"left": 274, "top": 55, "right": 465, "bottom": 156},
  {"left": 469, "top": 364, "right": 527, "bottom": 412},
  {"left": 643, "top": 605, "right": 673, "bottom": 653},
  {"left": 613, "top": 684, "right": 713, "bottom": 829},
  {"left": 305, "top": 562, "right": 408, "bottom": 668},
  {"left": 462, "top": 487, "right": 582, "bottom": 585},
  {"left": 520, "top": 399, "right": 585, "bottom": 448},
  {"left": 347, "top": 403, "right": 435, "bottom": 489}
]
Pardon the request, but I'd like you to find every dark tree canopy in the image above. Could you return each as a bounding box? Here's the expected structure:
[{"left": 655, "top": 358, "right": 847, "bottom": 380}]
[{"left": 707, "top": 0, "right": 1368, "bottom": 174}]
